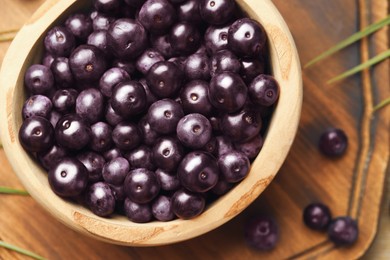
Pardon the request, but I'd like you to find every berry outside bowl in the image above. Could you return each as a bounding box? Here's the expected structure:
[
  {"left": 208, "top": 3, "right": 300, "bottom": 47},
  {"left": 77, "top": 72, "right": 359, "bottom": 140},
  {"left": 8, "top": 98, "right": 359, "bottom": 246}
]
[{"left": 0, "top": 0, "right": 302, "bottom": 246}]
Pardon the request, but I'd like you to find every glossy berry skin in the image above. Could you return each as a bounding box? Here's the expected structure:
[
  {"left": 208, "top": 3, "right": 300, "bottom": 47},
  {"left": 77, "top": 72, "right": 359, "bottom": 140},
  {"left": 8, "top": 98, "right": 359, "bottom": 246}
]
[
  {"left": 109, "top": 184, "right": 126, "bottom": 201},
  {"left": 150, "top": 34, "right": 174, "bottom": 59},
  {"left": 319, "top": 128, "right": 348, "bottom": 157},
  {"left": 112, "top": 122, "right": 141, "bottom": 151},
  {"left": 99, "top": 67, "right": 131, "bottom": 98},
  {"left": 152, "top": 195, "right": 175, "bottom": 221},
  {"left": 218, "top": 151, "right": 250, "bottom": 183},
  {"left": 38, "top": 145, "right": 68, "bottom": 171},
  {"left": 172, "top": 189, "right": 205, "bottom": 219},
  {"left": 328, "top": 217, "right": 359, "bottom": 246},
  {"left": 184, "top": 53, "right": 210, "bottom": 81},
  {"left": 112, "top": 59, "right": 137, "bottom": 76},
  {"left": 86, "top": 182, "right": 116, "bottom": 217},
  {"left": 49, "top": 111, "right": 62, "bottom": 128},
  {"left": 180, "top": 80, "right": 213, "bottom": 116},
  {"left": 202, "top": 136, "right": 218, "bottom": 155},
  {"left": 138, "top": 116, "right": 160, "bottom": 146},
  {"left": 93, "top": 0, "right": 122, "bottom": 14},
  {"left": 102, "top": 157, "right": 130, "bottom": 185},
  {"left": 147, "top": 99, "right": 184, "bottom": 134},
  {"left": 199, "top": 0, "right": 235, "bottom": 25},
  {"left": 155, "top": 168, "right": 180, "bottom": 191},
  {"left": 105, "top": 102, "right": 125, "bottom": 126},
  {"left": 42, "top": 53, "right": 55, "bottom": 68},
  {"left": 169, "top": 22, "right": 201, "bottom": 55},
  {"left": 125, "top": 145, "right": 155, "bottom": 170},
  {"left": 44, "top": 26, "right": 75, "bottom": 57},
  {"left": 303, "top": 203, "right": 332, "bottom": 231},
  {"left": 216, "top": 135, "right": 234, "bottom": 157},
  {"left": 22, "top": 95, "right": 53, "bottom": 120},
  {"left": 111, "top": 80, "right": 147, "bottom": 118},
  {"left": 124, "top": 168, "right": 160, "bottom": 204},
  {"left": 124, "top": 197, "right": 153, "bottom": 223},
  {"left": 76, "top": 88, "right": 105, "bottom": 124},
  {"left": 204, "top": 24, "right": 230, "bottom": 54},
  {"left": 77, "top": 151, "right": 105, "bottom": 183},
  {"left": 107, "top": 18, "right": 148, "bottom": 60},
  {"left": 177, "top": 151, "right": 219, "bottom": 193},
  {"left": 136, "top": 49, "right": 165, "bottom": 75},
  {"left": 210, "top": 49, "right": 241, "bottom": 77},
  {"left": 90, "top": 122, "right": 113, "bottom": 152},
  {"left": 146, "top": 61, "right": 183, "bottom": 98},
  {"left": 240, "top": 58, "right": 266, "bottom": 85},
  {"left": 65, "top": 13, "right": 93, "bottom": 42},
  {"left": 48, "top": 157, "right": 88, "bottom": 197},
  {"left": 228, "top": 18, "right": 267, "bottom": 58},
  {"left": 176, "top": 113, "right": 212, "bottom": 149},
  {"left": 139, "top": 78, "right": 158, "bottom": 107},
  {"left": 92, "top": 12, "right": 115, "bottom": 31},
  {"left": 177, "top": 0, "right": 201, "bottom": 24},
  {"left": 52, "top": 89, "right": 78, "bottom": 113},
  {"left": 234, "top": 135, "right": 263, "bottom": 160},
  {"left": 208, "top": 71, "right": 247, "bottom": 113},
  {"left": 138, "top": 0, "right": 176, "bottom": 35},
  {"left": 19, "top": 116, "right": 54, "bottom": 153},
  {"left": 211, "top": 177, "right": 234, "bottom": 195},
  {"left": 87, "top": 30, "right": 111, "bottom": 58},
  {"left": 249, "top": 74, "right": 280, "bottom": 107},
  {"left": 244, "top": 215, "right": 279, "bottom": 251},
  {"left": 152, "top": 136, "right": 184, "bottom": 172},
  {"left": 24, "top": 64, "right": 55, "bottom": 95},
  {"left": 69, "top": 45, "right": 108, "bottom": 83},
  {"left": 51, "top": 57, "right": 74, "bottom": 89},
  {"left": 55, "top": 114, "right": 92, "bottom": 150},
  {"left": 103, "top": 147, "right": 123, "bottom": 161}
]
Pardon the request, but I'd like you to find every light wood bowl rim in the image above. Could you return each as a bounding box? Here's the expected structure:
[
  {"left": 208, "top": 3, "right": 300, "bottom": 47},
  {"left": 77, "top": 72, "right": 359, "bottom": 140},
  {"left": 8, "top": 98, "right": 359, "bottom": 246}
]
[{"left": 0, "top": 0, "right": 302, "bottom": 246}]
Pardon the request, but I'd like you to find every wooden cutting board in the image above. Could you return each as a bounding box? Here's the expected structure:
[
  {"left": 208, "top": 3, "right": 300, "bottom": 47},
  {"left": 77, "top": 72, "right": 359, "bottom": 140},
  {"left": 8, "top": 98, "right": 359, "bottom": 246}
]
[{"left": 0, "top": 0, "right": 388, "bottom": 259}]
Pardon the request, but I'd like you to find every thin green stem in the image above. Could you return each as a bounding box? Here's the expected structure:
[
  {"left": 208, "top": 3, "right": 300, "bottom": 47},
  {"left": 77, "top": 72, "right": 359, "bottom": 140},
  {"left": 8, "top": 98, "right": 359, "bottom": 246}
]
[
  {"left": 305, "top": 15, "right": 390, "bottom": 68},
  {"left": 327, "top": 49, "right": 390, "bottom": 84},
  {"left": 0, "top": 186, "right": 29, "bottom": 195},
  {"left": 373, "top": 97, "right": 390, "bottom": 112},
  {"left": 0, "top": 241, "right": 46, "bottom": 260}
]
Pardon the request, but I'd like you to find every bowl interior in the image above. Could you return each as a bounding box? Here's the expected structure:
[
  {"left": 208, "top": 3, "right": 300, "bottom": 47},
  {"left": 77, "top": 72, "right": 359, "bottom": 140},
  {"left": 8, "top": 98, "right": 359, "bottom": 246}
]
[{"left": 0, "top": 0, "right": 302, "bottom": 246}]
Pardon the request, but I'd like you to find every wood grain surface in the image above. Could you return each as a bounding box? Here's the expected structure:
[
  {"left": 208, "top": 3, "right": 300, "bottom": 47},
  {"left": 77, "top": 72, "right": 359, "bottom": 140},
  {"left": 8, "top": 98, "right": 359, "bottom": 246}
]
[{"left": 0, "top": 0, "right": 389, "bottom": 259}]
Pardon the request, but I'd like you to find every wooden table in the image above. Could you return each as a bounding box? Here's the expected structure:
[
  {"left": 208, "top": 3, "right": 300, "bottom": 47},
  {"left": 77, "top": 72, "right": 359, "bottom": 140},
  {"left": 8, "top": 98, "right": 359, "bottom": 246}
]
[{"left": 0, "top": 0, "right": 389, "bottom": 259}]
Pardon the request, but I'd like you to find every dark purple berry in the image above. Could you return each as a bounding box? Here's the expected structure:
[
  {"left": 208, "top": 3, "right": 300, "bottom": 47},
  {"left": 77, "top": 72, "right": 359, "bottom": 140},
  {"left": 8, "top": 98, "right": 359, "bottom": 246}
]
[
  {"left": 102, "top": 157, "right": 130, "bottom": 185},
  {"left": 124, "top": 197, "right": 153, "bottom": 223},
  {"left": 319, "top": 128, "right": 348, "bottom": 157},
  {"left": 55, "top": 114, "right": 91, "bottom": 150},
  {"left": 65, "top": 13, "right": 93, "bottom": 42},
  {"left": 199, "top": 0, "right": 235, "bottom": 25},
  {"left": 152, "top": 195, "right": 175, "bottom": 221},
  {"left": 69, "top": 45, "right": 108, "bottom": 83},
  {"left": 24, "top": 64, "right": 55, "bottom": 95},
  {"left": 105, "top": 102, "right": 125, "bottom": 126},
  {"left": 177, "top": 151, "right": 219, "bottom": 193},
  {"left": 328, "top": 217, "right": 359, "bottom": 246},
  {"left": 52, "top": 89, "right": 78, "bottom": 113},
  {"left": 244, "top": 215, "right": 279, "bottom": 251},
  {"left": 150, "top": 34, "right": 174, "bottom": 59},
  {"left": 103, "top": 147, "right": 123, "bottom": 161},
  {"left": 208, "top": 71, "right": 247, "bottom": 113},
  {"left": 107, "top": 18, "right": 148, "bottom": 60},
  {"left": 303, "top": 203, "right": 332, "bottom": 231},
  {"left": 124, "top": 168, "right": 160, "bottom": 204},
  {"left": 44, "top": 26, "right": 75, "bottom": 57},
  {"left": 136, "top": 48, "right": 165, "bottom": 75},
  {"left": 22, "top": 95, "right": 52, "bottom": 120},
  {"left": 146, "top": 61, "right": 183, "bottom": 98},
  {"left": 184, "top": 53, "right": 210, "bottom": 81},
  {"left": 48, "top": 157, "right": 88, "bottom": 197},
  {"left": 125, "top": 145, "right": 155, "bottom": 170},
  {"left": 138, "top": 0, "right": 176, "bottom": 35},
  {"left": 152, "top": 136, "right": 184, "bottom": 172},
  {"left": 210, "top": 49, "right": 241, "bottom": 77},
  {"left": 51, "top": 57, "right": 75, "bottom": 89},
  {"left": 147, "top": 99, "right": 184, "bottom": 134},
  {"left": 76, "top": 88, "right": 105, "bottom": 124},
  {"left": 112, "top": 122, "right": 141, "bottom": 151},
  {"left": 87, "top": 30, "right": 111, "bottom": 57},
  {"left": 86, "top": 182, "right": 116, "bottom": 217},
  {"left": 172, "top": 189, "right": 205, "bottom": 219},
  {"left": 204, "top": 24, "right": 230, "bottom": 54},
  {"left": 99, "top": 67, "right": 131, "bottom": 98},
  {"left": 90, "top": 122, "right": 113, "bottom": 152},
  {"left": 218, "top": 151, "right": 250, "bottom": 183},
  {"left": 92, "top": 13, "right": 115, "bottom": 31},
  {"left": 77, "top": 151, "right": 105, "bottom": 183},
  {"left": 240, "top": 58, "right": 266, "bottom": 85},
  {"left": 176, "top": 113, "right": 212, "bottom": 149},
  {"left": 180, "top": 80, "right": 213, "bottom": 116},
  {"left": 38, "top": 145, "right": 68, "bottom": 171},
  {"left": 93, "top": 0, "right": 122, "bottom": 14},
  {"left": 111, "top": 80, "right": 147, "bottom": 118},
  {"left": 228, "top": 18, "right": 267, "bottom": 58},
  {"left": 234, "top": 135, "right": 263, "bottom": 160},
  {"left": 138, "top": 115, "right": 160, "bottom": 146},
  {"left": 19, "top": 116, "right": 54, "bottom": 153},
  {"left": 177, "top": 0, "right": 201, "bottom": 24},
  {"left": 249, "top": 74, "right": 280, "bottom": 107},
  {"left": 169, "top": 22, "right": 201, "bottom": 55},
  {"left": 155, "top": 168, "right": 180, "bottom": 191}
]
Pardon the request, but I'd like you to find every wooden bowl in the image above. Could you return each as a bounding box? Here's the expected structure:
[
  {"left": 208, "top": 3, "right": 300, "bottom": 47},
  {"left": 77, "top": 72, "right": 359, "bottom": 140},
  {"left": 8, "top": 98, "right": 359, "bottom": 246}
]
[{"left": 0, "top": 0, "right": 302, "bottom": 246}]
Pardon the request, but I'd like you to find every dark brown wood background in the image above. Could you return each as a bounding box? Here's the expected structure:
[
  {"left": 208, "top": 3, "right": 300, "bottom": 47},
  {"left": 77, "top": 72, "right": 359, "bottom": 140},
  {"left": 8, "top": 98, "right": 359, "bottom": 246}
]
[{"left": 0, "top": 0, "right": 389, "bottom": 259}]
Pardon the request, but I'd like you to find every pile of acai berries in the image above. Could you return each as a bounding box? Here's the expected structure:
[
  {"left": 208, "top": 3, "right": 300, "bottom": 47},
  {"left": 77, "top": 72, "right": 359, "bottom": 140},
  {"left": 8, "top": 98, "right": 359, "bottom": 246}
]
[{"left": 18, "top": 0, "right": 280, "bottom": 223}]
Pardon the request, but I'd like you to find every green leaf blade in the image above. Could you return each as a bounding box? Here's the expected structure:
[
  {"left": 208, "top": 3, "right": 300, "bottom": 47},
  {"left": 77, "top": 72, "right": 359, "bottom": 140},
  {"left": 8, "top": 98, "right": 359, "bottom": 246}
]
[
  {"left": 0, "top": 241, "right": 46, "bottom": 260},
  {"left": 373, "top": 97, "right": 390, "bottom": 112},
  {"left": 327, "top": 49, "right": 390, "bottom": 84},
  {"left": 305, "top": 15, "right": 390, "bottom": 68},
  {"left": 0, "top": 186, "right": 29, "bottom": 195}
]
